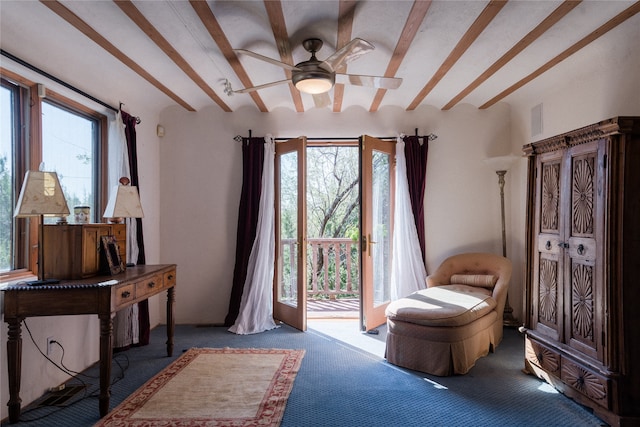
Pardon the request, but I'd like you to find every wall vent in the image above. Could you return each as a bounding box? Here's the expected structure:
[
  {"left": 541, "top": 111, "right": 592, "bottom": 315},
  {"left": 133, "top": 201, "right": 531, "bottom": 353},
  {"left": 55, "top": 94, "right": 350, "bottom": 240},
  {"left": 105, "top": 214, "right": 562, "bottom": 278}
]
[{"left": 531, "top": 103, "right": 543, "bottom": 137}]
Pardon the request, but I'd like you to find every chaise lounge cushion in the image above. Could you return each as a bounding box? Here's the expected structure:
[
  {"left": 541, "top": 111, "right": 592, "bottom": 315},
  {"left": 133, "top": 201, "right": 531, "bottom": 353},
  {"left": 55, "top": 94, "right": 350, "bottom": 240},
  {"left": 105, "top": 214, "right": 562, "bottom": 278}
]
[
  {"left": 385, "top": 285, "right": 496, "bottom": 327},
  {"left": 450, "top": 274, "right": 497, "bottom": 288}
]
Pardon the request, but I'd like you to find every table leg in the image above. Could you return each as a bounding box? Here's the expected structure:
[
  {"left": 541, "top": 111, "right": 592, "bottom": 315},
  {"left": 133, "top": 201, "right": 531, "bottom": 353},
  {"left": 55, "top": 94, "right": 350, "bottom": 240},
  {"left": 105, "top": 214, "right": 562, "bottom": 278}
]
[
  {"left": 6, "top": 317, "right": 23, "bottom": 423},
  {"left": 166, "top": 286, "right": 175, "bottom": 357},
  {"left": 99, "top": 313, "right": 113, "bottom": 417}
]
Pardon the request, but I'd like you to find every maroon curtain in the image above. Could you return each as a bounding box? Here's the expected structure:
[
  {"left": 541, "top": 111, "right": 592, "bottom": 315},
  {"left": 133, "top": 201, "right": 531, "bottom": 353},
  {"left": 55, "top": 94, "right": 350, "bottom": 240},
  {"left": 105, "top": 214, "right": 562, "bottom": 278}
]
[
  {"left": 403, "top": 135, "right": 429, "bottom": 259},
  {"left": 224, "top": 137, "right": 265, "bottom": 326},
  {"left": 121, "top": 110, "right": 149, "bottom": 345}
]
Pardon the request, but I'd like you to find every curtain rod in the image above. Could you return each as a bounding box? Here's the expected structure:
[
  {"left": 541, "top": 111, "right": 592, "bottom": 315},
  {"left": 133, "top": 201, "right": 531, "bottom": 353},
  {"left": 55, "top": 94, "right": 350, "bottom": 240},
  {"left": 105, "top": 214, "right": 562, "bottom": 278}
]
[
  {"left": 233, "top": 129, "right": 438, "bottom": 142},
  {"left": 1, "top": 49, "right": 141, "bottom": 124}
]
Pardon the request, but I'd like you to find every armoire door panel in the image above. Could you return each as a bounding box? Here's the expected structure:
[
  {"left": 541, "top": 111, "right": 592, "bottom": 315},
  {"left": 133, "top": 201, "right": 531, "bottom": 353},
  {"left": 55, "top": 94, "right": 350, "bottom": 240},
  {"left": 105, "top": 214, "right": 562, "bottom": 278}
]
[
  {"left": 569, "top": 153, "right": 597, "bottom": 238},
  {"left": 533, "top": 151, "right": 564, "bottom": 340},
  {"left": 567, "top": 257, "right": 597, "bottom": 358},
  {"left": 536, "top": 255, "right": 561, "bottom": 340},
  {"left": 565, "top": 143, "right": 602, "bottom": 362},
  {"left": 539, "top": 160, "right": 562, "bottom": 234}
]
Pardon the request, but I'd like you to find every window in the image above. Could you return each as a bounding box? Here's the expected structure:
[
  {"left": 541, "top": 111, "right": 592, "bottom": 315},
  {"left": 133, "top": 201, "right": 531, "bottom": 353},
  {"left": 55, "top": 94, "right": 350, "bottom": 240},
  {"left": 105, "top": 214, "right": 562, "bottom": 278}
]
[
  {"left": 0, "top": 73, "right": 107, "bottom": 277},
  {"left": 42, "top": 100, "right": 100, "bottom": 224},
  {"left": 1, "top": 81, "right": 19, "bottom": 272},
  {"left": 1, "top": 78, "right": 28, "bottom": 274}
]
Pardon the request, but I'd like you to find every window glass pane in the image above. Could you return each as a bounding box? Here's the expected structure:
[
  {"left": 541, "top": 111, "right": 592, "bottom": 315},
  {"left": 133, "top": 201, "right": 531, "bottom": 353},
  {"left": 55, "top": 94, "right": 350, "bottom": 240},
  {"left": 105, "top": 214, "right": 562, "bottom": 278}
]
[
  {"left": 42, "top": 101, "right": 96, "bottom": 224},
  {"left": 1, "top": 85, "right": 14, "bottom": 271}
]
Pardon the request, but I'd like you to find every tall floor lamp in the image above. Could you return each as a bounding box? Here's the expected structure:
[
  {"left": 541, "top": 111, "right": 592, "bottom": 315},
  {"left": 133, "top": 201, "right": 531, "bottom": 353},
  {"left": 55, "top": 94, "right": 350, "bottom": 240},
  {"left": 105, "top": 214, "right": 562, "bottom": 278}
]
[{"left": 484, "top": 155, "right": 520, "bottom": 327}]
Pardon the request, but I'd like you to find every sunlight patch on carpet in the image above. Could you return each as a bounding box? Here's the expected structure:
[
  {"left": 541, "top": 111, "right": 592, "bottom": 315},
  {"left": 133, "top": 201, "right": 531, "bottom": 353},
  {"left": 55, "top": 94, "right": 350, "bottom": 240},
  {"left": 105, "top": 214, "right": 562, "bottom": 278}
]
[{"left": 94, "top": 347, "right": 305, "bottom": 427}]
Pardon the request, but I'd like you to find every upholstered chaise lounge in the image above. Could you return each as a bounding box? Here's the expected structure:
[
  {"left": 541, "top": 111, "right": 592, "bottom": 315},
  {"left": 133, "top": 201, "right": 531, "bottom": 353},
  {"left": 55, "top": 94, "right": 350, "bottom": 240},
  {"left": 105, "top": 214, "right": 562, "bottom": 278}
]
[{"left": 385, "top": 252, "right": 512, "bottom": 376}]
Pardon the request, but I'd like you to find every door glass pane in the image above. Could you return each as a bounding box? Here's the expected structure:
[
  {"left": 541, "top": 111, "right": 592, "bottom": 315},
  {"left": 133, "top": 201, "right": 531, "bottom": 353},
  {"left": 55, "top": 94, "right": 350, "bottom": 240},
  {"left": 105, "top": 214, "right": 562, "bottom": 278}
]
[
  {"left": 42, "top": 101, "right": 96, "bottom": 224},
  {"left": 279, "top": 151, "right": 298, "bottom": 307},
  {"left": 371, "top": 150, "right": 391, "bottom": 306}
]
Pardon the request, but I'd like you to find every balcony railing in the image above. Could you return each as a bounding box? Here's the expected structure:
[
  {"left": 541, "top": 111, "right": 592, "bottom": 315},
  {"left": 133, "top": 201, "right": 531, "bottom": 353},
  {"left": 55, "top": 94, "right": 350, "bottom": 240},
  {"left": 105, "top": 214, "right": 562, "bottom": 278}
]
[{"left": 279, "top": 238, "right": 360, "bottom": 300}]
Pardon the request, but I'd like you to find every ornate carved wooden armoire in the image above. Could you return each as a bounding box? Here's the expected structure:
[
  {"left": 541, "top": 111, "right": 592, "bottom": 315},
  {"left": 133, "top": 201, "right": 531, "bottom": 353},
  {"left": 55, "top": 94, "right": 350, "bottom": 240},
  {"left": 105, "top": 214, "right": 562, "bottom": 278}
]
[{"left": 522, "top": 117, "right": 640, "bottom": 426}]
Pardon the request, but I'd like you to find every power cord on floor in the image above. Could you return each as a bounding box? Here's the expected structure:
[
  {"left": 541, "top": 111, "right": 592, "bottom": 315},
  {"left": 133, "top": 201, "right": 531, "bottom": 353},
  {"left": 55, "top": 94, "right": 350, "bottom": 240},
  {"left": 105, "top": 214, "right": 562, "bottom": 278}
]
[{"left": 16, "top": 320, "right": 130, "bottom": 422}]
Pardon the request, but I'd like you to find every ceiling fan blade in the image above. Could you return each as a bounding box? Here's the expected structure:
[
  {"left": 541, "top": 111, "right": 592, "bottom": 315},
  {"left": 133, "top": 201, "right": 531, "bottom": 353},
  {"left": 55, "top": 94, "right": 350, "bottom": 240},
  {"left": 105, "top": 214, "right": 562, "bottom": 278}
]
[
  {"left": 312, "top": 92, "right": 331, "bottom": 108},
  {"left": 338, "top": 73, "right": 403, "bottom": 90},
  {"left": 234, "top": 49, "right": 300, "bottom": 71},
  {"left": 233, "top": 79, "right": 291, "bottom": 94},
  {"left": 321, "top": 38, "right": 374, "bottom": 72}
]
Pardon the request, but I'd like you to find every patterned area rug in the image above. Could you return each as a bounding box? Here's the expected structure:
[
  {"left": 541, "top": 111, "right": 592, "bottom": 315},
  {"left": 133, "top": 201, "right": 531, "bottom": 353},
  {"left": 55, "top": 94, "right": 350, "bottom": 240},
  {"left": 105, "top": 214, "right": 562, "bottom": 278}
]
[{"left": 94, "top": 348, "right": 305, "bottom": 427}]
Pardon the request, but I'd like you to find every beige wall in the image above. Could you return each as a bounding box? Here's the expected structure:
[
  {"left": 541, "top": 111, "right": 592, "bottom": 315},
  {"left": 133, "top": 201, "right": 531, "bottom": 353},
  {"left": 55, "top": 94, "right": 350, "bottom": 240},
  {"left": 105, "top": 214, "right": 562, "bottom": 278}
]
[{"left": 157, "top": 103, "right": 513, "bottom": 325}]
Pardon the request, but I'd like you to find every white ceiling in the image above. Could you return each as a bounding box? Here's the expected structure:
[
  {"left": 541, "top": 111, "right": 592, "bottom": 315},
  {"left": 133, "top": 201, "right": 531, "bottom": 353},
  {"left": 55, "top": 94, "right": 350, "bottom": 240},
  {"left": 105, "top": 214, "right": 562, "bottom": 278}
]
[{"left": 1, "top": 1, "right": 638, "bottom": 116}]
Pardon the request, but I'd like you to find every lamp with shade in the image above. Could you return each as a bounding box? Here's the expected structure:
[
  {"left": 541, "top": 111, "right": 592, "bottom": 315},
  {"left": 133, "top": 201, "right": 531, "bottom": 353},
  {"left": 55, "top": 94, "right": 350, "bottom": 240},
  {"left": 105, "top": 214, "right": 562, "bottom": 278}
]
[
  {"left": 14, "top": 170, "right": 70, "bottom": 285},
  {"left": 483, "top": 154, "right": 520, "bottom": 327},
  {"left": 103, "top": 177, "right": 144, "bottom": 223}
]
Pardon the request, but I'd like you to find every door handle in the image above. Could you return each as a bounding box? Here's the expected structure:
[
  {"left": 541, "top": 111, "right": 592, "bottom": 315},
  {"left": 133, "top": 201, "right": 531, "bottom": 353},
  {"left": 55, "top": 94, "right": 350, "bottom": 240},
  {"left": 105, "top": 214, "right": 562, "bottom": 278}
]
[{"left": 368, "top": 234, "right": 377, "bottom": 257}]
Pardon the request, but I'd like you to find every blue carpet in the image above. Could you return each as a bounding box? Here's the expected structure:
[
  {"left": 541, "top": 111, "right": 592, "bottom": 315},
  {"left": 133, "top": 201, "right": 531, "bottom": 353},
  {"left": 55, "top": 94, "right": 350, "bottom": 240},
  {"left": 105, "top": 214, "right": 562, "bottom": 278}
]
[{"left": 2, "top": 324, "right": 606, "bottom": 426}]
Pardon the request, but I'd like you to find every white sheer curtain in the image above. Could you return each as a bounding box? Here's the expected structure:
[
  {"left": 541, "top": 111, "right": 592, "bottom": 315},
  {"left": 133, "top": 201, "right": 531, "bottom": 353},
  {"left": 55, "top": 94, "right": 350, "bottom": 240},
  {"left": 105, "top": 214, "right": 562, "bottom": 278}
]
[
  {"left": 390, "top": 135, "right": 427, "bottom": 300},
  {"left": 108, "top": 111, "right": 139, "bottom": 346},
  {"left": 229, "top": 136, "right": 278, "bottom": 334}
]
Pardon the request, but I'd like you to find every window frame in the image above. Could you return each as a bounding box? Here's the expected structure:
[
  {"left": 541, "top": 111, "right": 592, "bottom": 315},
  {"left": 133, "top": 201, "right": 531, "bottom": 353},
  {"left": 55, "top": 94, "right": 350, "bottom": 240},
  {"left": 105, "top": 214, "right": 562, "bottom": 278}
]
[{"left": 1, "top": 68, "right": 109, "bottom": 280}]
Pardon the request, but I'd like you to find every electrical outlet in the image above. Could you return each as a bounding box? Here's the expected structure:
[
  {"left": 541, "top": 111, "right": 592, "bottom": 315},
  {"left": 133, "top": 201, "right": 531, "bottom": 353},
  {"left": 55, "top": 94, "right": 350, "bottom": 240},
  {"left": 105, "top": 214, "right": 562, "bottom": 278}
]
[{"left": 46, "top": 336, "right": 55, "bottom": 356}]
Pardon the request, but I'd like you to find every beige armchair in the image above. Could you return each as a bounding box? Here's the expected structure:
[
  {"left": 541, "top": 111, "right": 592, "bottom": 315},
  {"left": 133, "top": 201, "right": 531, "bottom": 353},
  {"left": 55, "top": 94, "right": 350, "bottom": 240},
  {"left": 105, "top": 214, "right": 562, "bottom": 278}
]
[{"left": 385, "top": 252, "right": 512, "bottom": 376}]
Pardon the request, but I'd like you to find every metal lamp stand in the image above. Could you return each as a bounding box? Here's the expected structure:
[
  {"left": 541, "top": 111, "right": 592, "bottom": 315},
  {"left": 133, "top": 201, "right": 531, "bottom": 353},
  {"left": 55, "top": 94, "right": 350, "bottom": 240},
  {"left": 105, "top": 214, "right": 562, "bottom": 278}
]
[{"left": 497, "top": 170, "right": 520, "bottom": 327}]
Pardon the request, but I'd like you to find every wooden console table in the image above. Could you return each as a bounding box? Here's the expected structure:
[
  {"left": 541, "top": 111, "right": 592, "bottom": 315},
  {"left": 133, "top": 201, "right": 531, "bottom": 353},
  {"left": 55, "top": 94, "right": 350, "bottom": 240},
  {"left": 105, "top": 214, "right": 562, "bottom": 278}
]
[{"left": 2, "top": 264, "right": 176, "bottom": 423}]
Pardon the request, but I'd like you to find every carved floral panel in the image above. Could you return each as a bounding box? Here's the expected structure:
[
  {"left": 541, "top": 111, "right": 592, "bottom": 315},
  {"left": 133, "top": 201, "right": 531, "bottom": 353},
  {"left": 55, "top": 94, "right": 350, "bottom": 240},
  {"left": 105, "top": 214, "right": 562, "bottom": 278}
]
[
  {"left": 541, "top": 163, "right": 560, "bottom": 232},
  {"left": 572, "top": 156, "right": 595, "bottom": 236},
  {"left": 539, "top": 258, "right": 558, "bottom": 325},
  {"left": 572, "top": 263, "right": 594, "bottom": 344},
  {"left": 562, "top": 361, "right": 607, "bottom": 404},
  {"left": 526, "top": 339, "right": 560, "bottom": 375}
]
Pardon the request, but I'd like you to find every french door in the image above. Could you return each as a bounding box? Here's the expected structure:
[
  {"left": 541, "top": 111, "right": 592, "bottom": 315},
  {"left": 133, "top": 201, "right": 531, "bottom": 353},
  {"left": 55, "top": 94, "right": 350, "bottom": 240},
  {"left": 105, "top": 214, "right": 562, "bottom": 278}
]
[
  {"left": 360, "top": 135, "right": 395, "bottom": 331},
  {"left": 273, "top": 135, "right": 394, "bottom": 332},
  {"left": 273, "top": 137, "right": 307, "bottom": 331}
]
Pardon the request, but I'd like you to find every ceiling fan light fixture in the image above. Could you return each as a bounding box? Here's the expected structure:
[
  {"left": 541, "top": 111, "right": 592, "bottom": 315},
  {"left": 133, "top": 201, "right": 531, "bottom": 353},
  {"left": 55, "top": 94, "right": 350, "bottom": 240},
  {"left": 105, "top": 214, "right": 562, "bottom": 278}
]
[{"left": 292, "top": 71, "right": 335, "bottom": 94}]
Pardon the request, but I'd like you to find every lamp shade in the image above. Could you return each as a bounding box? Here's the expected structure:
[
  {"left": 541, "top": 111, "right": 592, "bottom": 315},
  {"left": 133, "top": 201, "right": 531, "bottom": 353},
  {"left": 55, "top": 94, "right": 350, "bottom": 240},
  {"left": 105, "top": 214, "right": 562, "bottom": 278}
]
[
  {"left": 292, "top": 69, "right": 335, "bottom": 94},
  {"left": 294, "top": 77, "right": 333, "bottom": 94},
  {"left": 483, "top": 155, "right": 519, "bottom": 172},
  {"left": 103, "top": 183, "right": 144, "bottom": 219},
  {"left": 14, "top": 170, "right": 70, "bottom": 217}
]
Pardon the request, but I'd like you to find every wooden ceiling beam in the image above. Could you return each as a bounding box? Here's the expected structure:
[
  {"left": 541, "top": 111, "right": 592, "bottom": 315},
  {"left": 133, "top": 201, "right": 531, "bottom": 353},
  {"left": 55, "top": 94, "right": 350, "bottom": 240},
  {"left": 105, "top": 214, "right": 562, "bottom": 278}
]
[
  {"left": 263, "top": 0, "right": 304, "bottom": 113},
  {"left": 443, "top": 0, "right": 581, "bottom": 110},
  {"left": 480, "top": 1, "right": 640, "bottom": 109},
  {"left": 190, "top": 0, "right": 269, "bottom": 112},
  {"left": 370, "top": 0, "right": 432, "bottom": 112},
  {"left": 114, "top": 0, "right": 231, "bottom": 112},
  {"left": 406, "top": 0, "right": 507, "bottom": 111},
  {"left": 332, "top": 0, "right": 357, "bottom": 112},
  {"left": 40, "top": 0, "right": 196, "bottom": 111}
]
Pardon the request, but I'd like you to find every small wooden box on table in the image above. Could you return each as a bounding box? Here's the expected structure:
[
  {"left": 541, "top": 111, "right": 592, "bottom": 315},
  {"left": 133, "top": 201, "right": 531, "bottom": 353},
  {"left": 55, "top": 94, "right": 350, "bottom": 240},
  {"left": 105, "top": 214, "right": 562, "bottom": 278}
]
[
  {"left": 42, "top": 223, "right": 126, "bottom": 280},
  {"left": 2, "top": 264, "right": 177, "bottom": 423}
]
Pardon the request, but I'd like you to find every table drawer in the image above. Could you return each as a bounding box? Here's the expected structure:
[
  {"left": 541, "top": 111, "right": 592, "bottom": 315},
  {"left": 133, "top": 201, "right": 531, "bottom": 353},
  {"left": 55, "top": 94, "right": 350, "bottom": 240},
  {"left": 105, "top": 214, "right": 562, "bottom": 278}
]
[
  {"left": 136, "top": 274, "right": 164, "bottom": 298},
  {"left": 115, "top": 283, "right": 136, "bottom": 306}
]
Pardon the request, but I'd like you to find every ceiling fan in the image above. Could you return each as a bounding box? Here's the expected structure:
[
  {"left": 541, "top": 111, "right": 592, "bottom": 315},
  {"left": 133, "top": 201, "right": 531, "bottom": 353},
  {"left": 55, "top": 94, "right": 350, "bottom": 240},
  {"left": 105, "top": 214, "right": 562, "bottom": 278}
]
[{"left": 229, "top": 38, "right": 402, "bottom": 107}]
